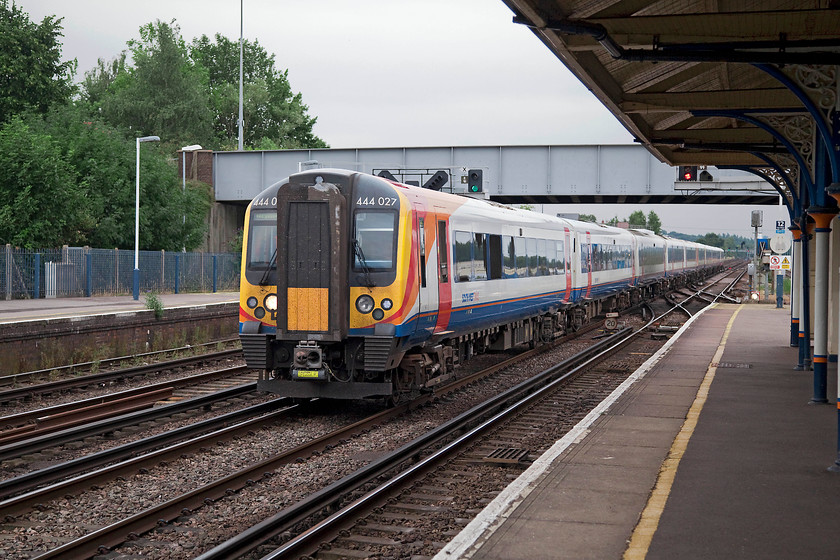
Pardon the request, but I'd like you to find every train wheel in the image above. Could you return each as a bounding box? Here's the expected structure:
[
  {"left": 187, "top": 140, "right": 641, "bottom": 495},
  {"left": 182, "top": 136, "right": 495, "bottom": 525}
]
[{"left": 385, "top": 369, "right": 404, "bottom": 408}]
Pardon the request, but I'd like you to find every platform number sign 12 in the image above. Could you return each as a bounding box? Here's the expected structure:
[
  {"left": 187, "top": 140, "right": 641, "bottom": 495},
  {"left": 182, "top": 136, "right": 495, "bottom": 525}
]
[{"left": 776, "top": 220, "right": 785, "bottom": 234}]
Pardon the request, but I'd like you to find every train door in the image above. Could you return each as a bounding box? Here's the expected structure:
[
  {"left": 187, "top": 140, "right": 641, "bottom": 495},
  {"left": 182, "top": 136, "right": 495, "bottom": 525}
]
[
  {"left": 584, "top": 231, "right": 593, "bottom": 298},
  {"left": 415, "top": 204, "right": 438, "bottom": 337},
  {"left": 433, "top": 212, "right": 452, "bottom": 333},
  {"left": 563, "top": 228, "right": 572, "bottom": 302}
]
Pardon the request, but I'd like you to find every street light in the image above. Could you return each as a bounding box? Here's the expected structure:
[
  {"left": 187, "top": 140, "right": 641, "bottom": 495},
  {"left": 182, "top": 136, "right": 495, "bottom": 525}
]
[
  {"left": 181, "top": 144, "right": 203, "bottom": 251},
  {"left": 134, "top": 135, "right": 160, "bottom": 301}
]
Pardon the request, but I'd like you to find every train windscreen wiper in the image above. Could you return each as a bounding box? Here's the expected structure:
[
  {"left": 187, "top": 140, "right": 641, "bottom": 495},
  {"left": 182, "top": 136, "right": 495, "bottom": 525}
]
[
  {"left": 259, "top": 249, "right": 277, "bottom": 286},
  {"left": 353, "top": 239, "right": 376, "bottom": 289}
]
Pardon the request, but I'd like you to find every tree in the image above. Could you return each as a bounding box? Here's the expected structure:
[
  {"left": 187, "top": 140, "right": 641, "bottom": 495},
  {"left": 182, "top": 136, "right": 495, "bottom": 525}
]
[
  {"left": 91, "top": 20, "right": 215, "bottom": 150},
  {"left": 647, "top": 211, "right": 662, "bottom": 234},
  {"left": 190, "top": 33, "right": 327, "bottom": 149},
  {"left": 16, "top": 103, "right": 212, "bottom": 251},
  {"left": 695, "top": 232, "right": 724, "bottom": 248},
  {"left": 0, "top": 1, "right": 74, "bottom": 122},
  {"left": 81, "top": 53, "right": 128, "bottom": 109},
  {"left": 0, "top": 116, "right": 89, "bottom": 247},
  {"left": 578, "top": 213, "right": 598, "bottom": 223},
  {"left": 628, "top": 210, "right": 647, "bottom": 229}
]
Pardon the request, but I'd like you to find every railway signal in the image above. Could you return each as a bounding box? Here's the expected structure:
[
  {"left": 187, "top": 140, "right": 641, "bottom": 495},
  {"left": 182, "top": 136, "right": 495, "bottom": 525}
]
[
  {"left": 468, "top": 169, "right": 483, "bottom": 192},
  {"left": 678, "top": 165, "right": 698, "bottom": 181},
  {"left": 423, "top": 170, "right": 449, "bottom": 191}
]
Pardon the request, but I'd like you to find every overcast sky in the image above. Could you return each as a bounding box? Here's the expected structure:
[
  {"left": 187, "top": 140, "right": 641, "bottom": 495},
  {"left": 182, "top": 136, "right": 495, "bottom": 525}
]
[{"left": 21, "top": 0, "right": 788, "bottom": 238}]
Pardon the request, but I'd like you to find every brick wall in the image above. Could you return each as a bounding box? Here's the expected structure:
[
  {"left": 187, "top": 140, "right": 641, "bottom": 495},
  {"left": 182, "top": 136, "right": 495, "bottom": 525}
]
[{"left": 0, "top": 303, "right": 239, "bottom": 375}]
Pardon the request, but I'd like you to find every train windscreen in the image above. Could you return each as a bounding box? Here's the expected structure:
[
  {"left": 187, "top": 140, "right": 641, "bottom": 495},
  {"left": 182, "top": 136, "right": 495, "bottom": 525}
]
[
  {"left": 353, "top": 211, "right": 396, "bottom": 271},
  {"left": 247, "top": 210, "right": 277, "bottom": 269}
]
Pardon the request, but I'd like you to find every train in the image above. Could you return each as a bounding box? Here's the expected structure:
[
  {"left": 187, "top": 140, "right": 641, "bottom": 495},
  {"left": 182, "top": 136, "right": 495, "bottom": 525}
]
[{"left": 239, "top": 169, "right": 724, "bottom": 403}]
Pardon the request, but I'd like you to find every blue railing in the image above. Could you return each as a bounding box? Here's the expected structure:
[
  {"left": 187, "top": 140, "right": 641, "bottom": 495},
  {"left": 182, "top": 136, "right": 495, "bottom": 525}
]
[{"left": 1, "top": 246, "right": 241, "bottom": 299}]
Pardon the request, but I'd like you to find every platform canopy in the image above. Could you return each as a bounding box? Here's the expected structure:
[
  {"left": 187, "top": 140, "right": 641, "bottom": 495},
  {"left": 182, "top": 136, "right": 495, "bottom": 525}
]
[{"left": 502, "top": 0, "right": 840, "bottom": 215}]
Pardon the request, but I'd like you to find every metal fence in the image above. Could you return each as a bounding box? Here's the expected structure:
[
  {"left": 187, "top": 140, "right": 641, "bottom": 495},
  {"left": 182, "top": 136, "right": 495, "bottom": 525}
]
[{"left": 1, "top": 245, "right": 241, "bottom": 300}]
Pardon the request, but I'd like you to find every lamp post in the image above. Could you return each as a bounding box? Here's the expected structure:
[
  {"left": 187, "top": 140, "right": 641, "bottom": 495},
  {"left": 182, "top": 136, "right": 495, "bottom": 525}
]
[
  {"left": 180, "top": 144, "right": 203, "bottom": 251},
  {"left": 238, "top": 0, "right": 244, "bottom": 150},
  {"left": 134, "top": 135, "right": 160, "bottom": 301}
]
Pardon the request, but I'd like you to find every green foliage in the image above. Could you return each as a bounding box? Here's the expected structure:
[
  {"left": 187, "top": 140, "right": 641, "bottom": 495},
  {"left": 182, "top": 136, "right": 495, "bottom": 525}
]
[
  {"left": 81, "top": 53, "right": 128, "bottom": 109},
  {"left": 144, "top": 291, "right": 164, "bottom": 319},
  {"left": 228, "top": 228, "right": 244, "bottom": 254},
  {"left": 628, "top": 210, "right": 647, "bottom": 228},
  {"left": 694, "top": 232, "right": 725, "bottom": 248},
  {"left": 664, "top": 230, "right": 752, "bottom": 251},
  {"left": 578, "top": 213, "right": 598, "bottom": 223},
  {"left": 647, "top": 211, "right": 662, "bottom": 234},
  {"left": 0, "top": 1, "right": 75, "bottom": 122},
  {"left": 0, "top": 104, "right": 211, "bottom": 250},
  {"left": 0, "top": 116, "right": 90, "bottom": 247},
  {"left": 190, "top": 33, "right": 327, "bottom": 150},
  {"left": 80, "top": 21, "right": 327, "bottom": 152},
  {"left": 89, "top": 20, "right": 215, "bottom": 151}
]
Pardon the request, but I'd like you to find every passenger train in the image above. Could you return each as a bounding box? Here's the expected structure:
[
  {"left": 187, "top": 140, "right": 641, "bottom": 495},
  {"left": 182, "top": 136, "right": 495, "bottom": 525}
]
[{"left": 239, "top": 169, "right": 724, "bottom": 402}]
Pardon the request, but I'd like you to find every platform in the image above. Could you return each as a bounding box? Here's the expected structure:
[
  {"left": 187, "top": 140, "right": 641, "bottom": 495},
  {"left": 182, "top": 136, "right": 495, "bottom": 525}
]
[
  {"left": 436, "top": 303, "right": 840, "bottom": 560},
  {"left": 0, "top": 292, "right": 238, "bottom": 324},
  {"left": 0, "top": 292, "right": 240, "bottom": 375}
]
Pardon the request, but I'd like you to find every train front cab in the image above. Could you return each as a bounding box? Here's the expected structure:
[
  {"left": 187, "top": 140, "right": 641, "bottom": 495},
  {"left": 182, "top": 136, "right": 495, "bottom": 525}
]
[{"left": 241, "top": 170, "right": 438, "bottom": 400}]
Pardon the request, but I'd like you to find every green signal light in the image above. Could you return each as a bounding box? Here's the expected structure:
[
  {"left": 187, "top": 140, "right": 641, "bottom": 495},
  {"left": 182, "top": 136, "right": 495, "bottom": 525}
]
[{"left": 470, "top": 184, "right": 479, "bottom": 192}]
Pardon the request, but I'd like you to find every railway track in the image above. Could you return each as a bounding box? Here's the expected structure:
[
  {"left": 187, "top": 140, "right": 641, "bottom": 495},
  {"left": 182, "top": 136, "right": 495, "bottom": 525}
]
[
  {"left": 4, "top": 320, "right": 633, "bottom": 560},
  {"left": 0, "top": 375, "right": 261, "bottom": 464},
  {"left": 200, "top": 269, "right": 746, "bottom": 560},
  {"left": 0, "top": 338, "right": 241, "bottom": 389},
  {"left": 2, "top": 269, "right": 745, "bottom": 559},
  {"left": 0, "top": 346, "right": 244, "bottom": 405}
]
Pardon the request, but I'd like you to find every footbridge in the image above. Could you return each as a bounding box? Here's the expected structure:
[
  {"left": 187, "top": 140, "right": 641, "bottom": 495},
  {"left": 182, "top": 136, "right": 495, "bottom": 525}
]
[{"left": 208, "top": 144, "right": 776, "bottom": 206}]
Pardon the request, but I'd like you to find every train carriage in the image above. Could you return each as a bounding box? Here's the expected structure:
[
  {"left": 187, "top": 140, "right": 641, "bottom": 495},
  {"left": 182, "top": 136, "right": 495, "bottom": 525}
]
[{"left": 239, "top": 169, "right": 725, "bottom": 403}]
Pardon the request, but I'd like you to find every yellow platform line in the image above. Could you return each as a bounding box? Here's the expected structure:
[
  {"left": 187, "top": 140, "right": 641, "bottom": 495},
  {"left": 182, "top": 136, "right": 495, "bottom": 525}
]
[{"left": 624, "top": 305, "right": 743, "bottom": 560}]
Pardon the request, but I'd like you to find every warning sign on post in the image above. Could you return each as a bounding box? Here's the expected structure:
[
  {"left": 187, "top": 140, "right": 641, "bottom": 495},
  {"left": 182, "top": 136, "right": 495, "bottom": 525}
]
[
  {"left": 780, "top": 255, "right": 791, "bottom": 270},
  {"left": 769, "top": 255, "right": 781, "bottom": 270}
]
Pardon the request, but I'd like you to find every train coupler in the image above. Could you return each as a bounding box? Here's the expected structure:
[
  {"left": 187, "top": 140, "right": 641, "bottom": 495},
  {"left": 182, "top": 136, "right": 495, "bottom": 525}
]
[{"left": 291, "top": 341, "right": 326, "bottom": 380}]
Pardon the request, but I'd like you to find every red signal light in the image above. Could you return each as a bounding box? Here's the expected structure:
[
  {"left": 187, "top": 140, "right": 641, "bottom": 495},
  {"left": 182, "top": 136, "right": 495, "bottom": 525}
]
[{"left": 678, "top": 165, "right": 698, "bottom": 181}]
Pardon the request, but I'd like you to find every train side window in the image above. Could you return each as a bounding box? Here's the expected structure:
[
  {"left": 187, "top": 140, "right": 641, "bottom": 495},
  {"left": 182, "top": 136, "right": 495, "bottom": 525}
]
[
  {"left": 514, "top": 237, "right": 527, "bottom": 277},
  {"left": 488, "top": 234, "right": 502, "bottom": 280},
  {"left": 537, "top": 239, "right": 548, "bottom": 276},
  {"left": 473, "top": 233, "right": 487, "bottom": 280},
  {"left": 526, "top": 238, "right": 538, "bottom": 277},
  {"left": 503, "top": 236, "right": 516, "bottom": 278},
  {"left": 454, "top": 230, "right": 472, "bottom": 282},
  {"left": 438, "top": 221, "right": 448, "bottom": 283}
]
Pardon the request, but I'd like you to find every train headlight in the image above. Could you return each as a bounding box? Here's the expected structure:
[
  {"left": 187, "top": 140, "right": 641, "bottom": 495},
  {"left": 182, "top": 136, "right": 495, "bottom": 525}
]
[
  {"left": 372, "top": 309, "right": 385, "bottom": 321},
  {"left": 381, "top": 298, "right": 393, "bottom": 310},
  {"left": 246, "top": 296, "right": 258, "bottom": 308},
  {"left": 264, "top": 294, "right": 278, "bottom": 312},
  {"left": 355, "top": 294, "right": 375, "bottom": 314}
]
